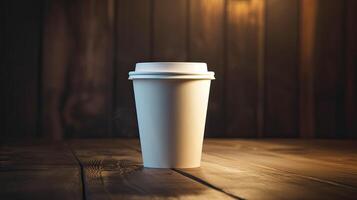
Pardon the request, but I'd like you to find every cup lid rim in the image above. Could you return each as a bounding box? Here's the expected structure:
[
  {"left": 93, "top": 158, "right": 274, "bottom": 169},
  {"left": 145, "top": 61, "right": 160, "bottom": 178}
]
[
  {"left": 135, "top": 62, "right": 208, "bottom": 73},
  {"left": 136, "top": 62, "right": 207, "bottom": 66},
  {"left": 128, "top": 71, "right": 214, "bottom": 75},
  {"left": 128, "top": 73, "right": 215, "bottom": 80}
]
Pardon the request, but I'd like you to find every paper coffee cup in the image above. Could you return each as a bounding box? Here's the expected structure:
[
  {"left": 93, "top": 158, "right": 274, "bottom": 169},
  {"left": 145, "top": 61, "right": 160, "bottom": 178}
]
[{"left": 129, "top": 62, "right": 215, "bottom": 168}]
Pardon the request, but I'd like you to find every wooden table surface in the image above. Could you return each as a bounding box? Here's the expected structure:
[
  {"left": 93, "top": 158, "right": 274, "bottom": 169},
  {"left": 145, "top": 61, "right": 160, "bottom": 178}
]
[{"left": 1, "top": 139, "right": 357, "bottom": 200}]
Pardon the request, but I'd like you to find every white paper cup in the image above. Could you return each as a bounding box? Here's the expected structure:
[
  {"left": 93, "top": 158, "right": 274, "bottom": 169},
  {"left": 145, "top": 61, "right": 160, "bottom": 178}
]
[{"left": 129, "top": 62, "right": 215, "bottom": 168}]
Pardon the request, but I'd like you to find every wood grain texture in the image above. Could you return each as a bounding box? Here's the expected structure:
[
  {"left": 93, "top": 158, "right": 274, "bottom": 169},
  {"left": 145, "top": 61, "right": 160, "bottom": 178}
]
[
  {"left": 345, "top": 0, "right": 357, "bottom": 138},
  {"left": 0, "top": 0, "right": 42, "bottom": 138},
  {"left": 264, "top": 0, "right": 299, "bottom": 137},
  {"left": 2, "top": 0, "right": 356, "bottom": 140},
  {"left": 190, "top": 139, "right": 357, "bottom": 200},
  {"left": 42, "top": 0, "right": 114, "bottom": 139},
  {"left": 63, "top": 0, "right": 114, "bottom": 138},
  {"left": 204, "top": 140, "right": 357, "bottom": 191},
  {"left": 0, "top": 168, "right": 82, "bottom": 200},
  {"left": 189, "top": 0, "right": 225, "bottom": 137},
  {"left": 180, "top": 153, "right": 357, "bottom": 199},
  {"left": 114, "top": 0, "right": 151, "bottom": 137},
  {"left": 42, "top": 0, "right": 70, "bottom": 140},
  {"left": 152, "top": 0, "right": 188, "bottom": 61},
  {"left": 104, "top": 139, "right": 357, "bottom": 200},
  {"left": 69, "top": 140, "right": 232, "bottom": 199},
  {"left": 225, "top": 0, "right": 265, "bottom": 137},
  {"left": 0, "top": 142, "right": 82, "bottom": 199},
  {"left": 2, "top": 139, "right": 357, "bottom": 199},
  {"left": 0, "top": 142, "right": 77, "bottom": 170},
  {"left": 231, "top": 139, "right": 357, "bottom": 166}
]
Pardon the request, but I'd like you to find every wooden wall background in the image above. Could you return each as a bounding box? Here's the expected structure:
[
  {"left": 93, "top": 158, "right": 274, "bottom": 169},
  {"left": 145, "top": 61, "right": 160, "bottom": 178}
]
[{"left": 1, "top": 0, "right": 356, "bottom": 139}]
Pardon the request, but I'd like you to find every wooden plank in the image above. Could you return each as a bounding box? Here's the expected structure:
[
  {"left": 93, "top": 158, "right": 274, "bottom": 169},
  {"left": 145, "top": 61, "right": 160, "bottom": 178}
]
[
  {"left": 70, "top": 140, "right": 233, "bottom": 199},
  {"left": 300, "top": 0, "right": 350, "bottom": 139},
  {"left": 299, "top": 0, "right": 317, "bottom": 138},
  {"left": 189, "top": 0, "right": 225, "bottom": 137},
  {"left": 0, "top": 0, "right": 42, "bottom": 138},
  {"left": 300, "top": 0, "right": 345, "bottom": 138},
  {"left": 180, "top": 148, "right": 357, "bottom": 200},
  {"left": 225, "top": 0, "right": 264, "bottom": 137},
  {"left": 0, "top": 142, "right": 78, "bottom": 170},
  {"left": 63, "top": 0, "right": 114, "bottom": 138},
  {"left": 180, "top": 139, "right": 357, "bottom": 199},
  {"left": 226, "top": 139, "right": 357, "bottom": 167},
  {"left": 0, "top": 168, "right": 81, "bottom": 200},
  {"left": 0, "top": 142, "right": 82, "bottom": 199},
  {"left": 42, "top": 0, "right": 70, "bottom": 140},
  {"left": 314, "top": 0, "right": 345, "bottom": 138},
  {"left": 203, "top": 140, "right": 357, "bottom": 189},
  {"left": 345, "top": 0, "right": 357, "bottom": 138},
  {"left": 264, "top": 0, "right": 299, "bottom": 137},
  {"left": 122, "top": 139, "right": 357, "bottom": 199},
  {"left": 42, "top": 0, "right": 114, "bottom": 139},
  {"left": 152, "top": 0, "right": 187, "bottom": 61},
  {"left": 114, "top": 0, "right": 151, "bottom": 137}
]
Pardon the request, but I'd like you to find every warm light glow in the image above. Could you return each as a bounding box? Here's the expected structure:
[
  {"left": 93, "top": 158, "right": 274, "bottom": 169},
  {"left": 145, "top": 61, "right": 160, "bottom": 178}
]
[{"left": 229, "top": 0, "right": 264, "bottom": 26}]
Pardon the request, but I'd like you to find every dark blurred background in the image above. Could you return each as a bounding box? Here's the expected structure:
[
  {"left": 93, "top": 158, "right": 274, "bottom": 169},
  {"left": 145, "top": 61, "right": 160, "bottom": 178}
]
[{"left": 0, "top": 0, "right": 356, "bottom": 140}]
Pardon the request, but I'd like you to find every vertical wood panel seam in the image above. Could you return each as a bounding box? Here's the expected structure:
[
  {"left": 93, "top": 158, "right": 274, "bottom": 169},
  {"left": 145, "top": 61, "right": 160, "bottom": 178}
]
[
  {"left": 338, "top": 0, "right": 347, "bottom": 136},
  {"left": 111, "top": 0, "right": 118, "bottom": 137},
  {"left": 296, "top": 0, "right": 302, "bottom": 138},
  {"left": 150, "top": 0, "right": 155, "bottom": 60},
  {"left": 337, "top": 0, "right": 347, "bottom": 137},
  {"left": 186, "top": 0, "right": 190, "bottom": 61},
  {"left": 310, "top": 0, "right": 316, "bottom": 139},
  {"left": 344, "top": 0, "right": 356, "bottom": 137},
  {"left": 299, "top": 0, "right": 316, "bottom": 138},
  {"left": 257, "top": 0, "right": 265, "bottom": 138},
  {"left": 262, "top": 0, "right": 268, "bottom": 138},
  {"left": 223, "top": 0, "right": 228, "bottom": 136},
  {"left": 312, "top": 0, "right": 318, "bottom": 138},
  {"left": 310, "top": 0, "right": 316, "bottom": 138},
  {"left": 37, "top": 0, "right": 45, "bottom": 138}
]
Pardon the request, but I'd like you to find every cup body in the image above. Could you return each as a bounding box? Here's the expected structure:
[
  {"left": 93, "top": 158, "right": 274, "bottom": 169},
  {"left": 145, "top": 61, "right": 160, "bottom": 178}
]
[{"left": 129, "top": 62, "right": 214, "bottom": 168}]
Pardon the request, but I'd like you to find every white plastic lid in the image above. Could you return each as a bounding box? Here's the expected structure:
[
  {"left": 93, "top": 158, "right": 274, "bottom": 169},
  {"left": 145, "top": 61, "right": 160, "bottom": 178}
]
[
  {"left": 129, "top": 62, "right": 215, "bottom": 80},
  {"left": 135, "top": 62, "right": 208, "bottom": 73}
]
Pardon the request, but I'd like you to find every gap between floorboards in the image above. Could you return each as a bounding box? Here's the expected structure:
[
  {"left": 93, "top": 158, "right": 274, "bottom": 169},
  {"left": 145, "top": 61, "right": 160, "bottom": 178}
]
[
  {"left": 66, "top": 143, "right": 87, "bottom": 200},
  {"left": 122, "top": 142, "right": 244, "bottom": 200}
]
